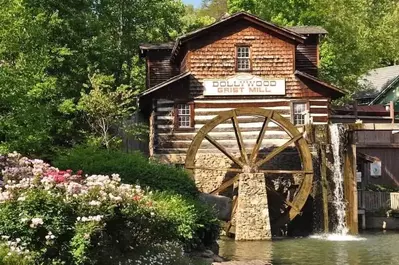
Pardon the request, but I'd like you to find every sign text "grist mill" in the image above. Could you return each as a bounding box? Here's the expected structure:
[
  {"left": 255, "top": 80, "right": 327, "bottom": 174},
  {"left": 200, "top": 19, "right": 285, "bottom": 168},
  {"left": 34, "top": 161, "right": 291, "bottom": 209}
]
[{"left": 203, "top": 74, "right": 286, "bottom": 96}]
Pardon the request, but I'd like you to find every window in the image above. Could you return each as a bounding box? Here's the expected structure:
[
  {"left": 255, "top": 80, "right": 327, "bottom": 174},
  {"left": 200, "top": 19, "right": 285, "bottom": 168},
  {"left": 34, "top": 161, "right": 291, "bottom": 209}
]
[
  {"left": 236, "top": 46, "right": 251, "bottom": 71},
  {"left": 176, "top": 104, "right": 192, "bottom": 128},
  {"left": 293, "top": 102, "right": 307, "bottom": 125}
]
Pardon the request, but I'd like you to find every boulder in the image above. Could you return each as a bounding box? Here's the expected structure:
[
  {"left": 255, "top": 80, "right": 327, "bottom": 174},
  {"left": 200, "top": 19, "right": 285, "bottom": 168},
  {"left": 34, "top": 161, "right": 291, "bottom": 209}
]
[{"left": 199, "top": 193, "right": 232, "bottom": 221}]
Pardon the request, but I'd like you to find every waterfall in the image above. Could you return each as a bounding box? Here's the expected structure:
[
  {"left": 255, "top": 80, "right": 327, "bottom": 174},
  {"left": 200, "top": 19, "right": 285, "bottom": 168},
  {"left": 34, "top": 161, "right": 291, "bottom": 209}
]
[{"left": 329, "top": 124, "right": 348, "bottom": 235}]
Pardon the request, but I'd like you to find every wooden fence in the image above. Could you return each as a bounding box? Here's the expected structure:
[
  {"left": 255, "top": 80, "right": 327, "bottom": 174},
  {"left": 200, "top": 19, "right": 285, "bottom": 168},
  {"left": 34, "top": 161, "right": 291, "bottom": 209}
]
[{"left": 358, "top": 191, "right": 399, "bottom": 211}]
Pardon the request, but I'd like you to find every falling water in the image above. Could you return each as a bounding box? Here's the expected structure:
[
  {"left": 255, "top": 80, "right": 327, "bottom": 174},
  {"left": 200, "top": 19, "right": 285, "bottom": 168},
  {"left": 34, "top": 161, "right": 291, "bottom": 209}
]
[
  {"left": 329, "top": 124, "right": 349, "bottom": 235},
  {"left": 311, "top": 124, "right": 365, "bottom": 241}
]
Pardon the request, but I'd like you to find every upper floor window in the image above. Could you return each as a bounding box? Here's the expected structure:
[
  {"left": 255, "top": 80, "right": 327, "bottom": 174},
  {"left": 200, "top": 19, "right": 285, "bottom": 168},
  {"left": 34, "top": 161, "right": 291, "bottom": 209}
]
[
  {"left": 176, "top": 103, "right": 192, "bottom": 128},
  {"left": 236, "top": 46, "right": 251, "bottom": 71},
  {"left": 293, "top": 102, "right": 307, "bottom": 125}
]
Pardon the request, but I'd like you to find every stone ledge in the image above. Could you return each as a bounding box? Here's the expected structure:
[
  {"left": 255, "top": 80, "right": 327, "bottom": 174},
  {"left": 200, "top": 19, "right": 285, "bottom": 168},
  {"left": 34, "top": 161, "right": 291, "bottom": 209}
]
[{"left": 213, "top": 261, "right": 270, "bottom": 265}]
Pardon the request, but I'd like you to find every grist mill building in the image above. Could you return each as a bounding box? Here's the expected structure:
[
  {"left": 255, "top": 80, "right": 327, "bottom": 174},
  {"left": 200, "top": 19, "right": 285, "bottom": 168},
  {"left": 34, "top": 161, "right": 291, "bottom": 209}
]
[{"left": 138, "top": 12, "right": 347, "bottom": 238}]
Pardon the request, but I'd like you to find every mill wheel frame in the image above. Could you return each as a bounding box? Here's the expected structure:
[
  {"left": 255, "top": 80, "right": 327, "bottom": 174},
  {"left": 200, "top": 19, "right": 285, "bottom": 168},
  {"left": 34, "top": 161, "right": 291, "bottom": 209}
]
[{"left": 184, "top": 107, "right": 313, "bottom": 231}]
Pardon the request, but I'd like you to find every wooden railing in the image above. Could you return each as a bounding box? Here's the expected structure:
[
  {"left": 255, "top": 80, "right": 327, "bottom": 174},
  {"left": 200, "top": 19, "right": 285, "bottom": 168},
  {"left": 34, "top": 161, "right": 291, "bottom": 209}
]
[{"left": 358, "top": 191, "right": 399, "bottom": 211}]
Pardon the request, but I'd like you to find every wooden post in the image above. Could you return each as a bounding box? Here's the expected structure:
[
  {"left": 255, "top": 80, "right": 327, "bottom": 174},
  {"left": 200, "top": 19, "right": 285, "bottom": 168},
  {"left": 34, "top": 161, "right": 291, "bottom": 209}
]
[
  {"left": 148, "top": 100, "right": 156, "bottom": 157},
  {"left": 344, "top": 141, "right": 358, "bottom": 234},
  {"left": 320, "top": 145, "right": 329, "bottom": 233},
  {"left": 353, "top": 101, "right": 358, "bottom": 121},
  {"left": 390, "top": 101, "right": 395, "bottom": 124}
]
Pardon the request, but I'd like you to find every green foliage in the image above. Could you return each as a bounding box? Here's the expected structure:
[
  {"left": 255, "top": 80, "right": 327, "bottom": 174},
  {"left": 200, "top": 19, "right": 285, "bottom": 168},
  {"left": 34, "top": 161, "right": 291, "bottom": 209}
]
[
  {"left": 200, "top": 0, "right": 228, "bottom": 19},
  {"left": 153, "top": 193, "right": 220, "bottom": 250},
  {"left": 0, "top": 244, "right": 33, "bottom": 265},
  {"left": 0, "top": 153, "right": 220, "bottom": 264},
  {"left": 53, "top": 146, "right": 199, "bottom": 199},
  {"left": 0, "top": 0, "right": 185, "bottom": 157},
  {"left": 77, "top": 73, "right": 138, "bottom": 149},
  {"left": 182, "top": 5, "right": 216, "bottom": 33}
]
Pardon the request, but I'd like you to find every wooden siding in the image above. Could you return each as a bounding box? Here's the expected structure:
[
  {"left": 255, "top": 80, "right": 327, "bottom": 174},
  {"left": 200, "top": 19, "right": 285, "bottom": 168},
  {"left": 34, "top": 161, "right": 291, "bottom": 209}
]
[
  {"left": 357, "top": 147, "right": 399, "bottom": 187},
  {"left": 147, "top": 50, "right": 179, "bottom": 88},
  {"left": 296, "top": 44, "right": 318, "bottom": 76},
  {"left": 153, "top": 98, "right": 328, "bottom": 155},
  {"left": 358, "top": 191, "right": 399, "bottom": 211},
  {"left": 184, "top": 20, "right": 323, "bottom": 99}
]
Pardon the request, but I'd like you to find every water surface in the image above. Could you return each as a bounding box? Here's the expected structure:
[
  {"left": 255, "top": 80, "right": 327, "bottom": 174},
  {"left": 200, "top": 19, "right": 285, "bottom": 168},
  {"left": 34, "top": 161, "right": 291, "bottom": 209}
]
[{"left": 219, "top": 231, "right": 399, "bottom": 265}]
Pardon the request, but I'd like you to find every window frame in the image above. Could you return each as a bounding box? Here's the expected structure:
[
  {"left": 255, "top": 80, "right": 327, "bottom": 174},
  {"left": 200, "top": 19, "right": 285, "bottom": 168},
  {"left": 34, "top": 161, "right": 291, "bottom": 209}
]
[
  {"left": 235, "top": 45, "right": 252, "bottom": 72},
  {"left": 291, "top": 101, "right": 308, "bottom": 126},
  {"left": 174, "top": 101, "right": 195, "bottom": 131}
]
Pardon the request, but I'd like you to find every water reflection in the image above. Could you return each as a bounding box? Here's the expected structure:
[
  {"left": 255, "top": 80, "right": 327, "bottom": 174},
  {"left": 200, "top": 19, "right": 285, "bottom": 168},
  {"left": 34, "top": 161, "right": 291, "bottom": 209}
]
[{"left": 219, "top": 232, "right": 399, "bottom": 265}]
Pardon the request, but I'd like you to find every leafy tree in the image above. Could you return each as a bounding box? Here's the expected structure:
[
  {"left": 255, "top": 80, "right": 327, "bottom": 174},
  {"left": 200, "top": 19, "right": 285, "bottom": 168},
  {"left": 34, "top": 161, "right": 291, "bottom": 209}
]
[
  {"left": 0, "top": 0, "right": 185, "bottom": 156},
  {"left": 200, "top": 0, "right": 228, "bottom": 19},
  {"left": 77, "top": 73, "right": 137, "bottom": 149},
  {"left": 182, "top": 4, "right": 216, "bottom": 33}
]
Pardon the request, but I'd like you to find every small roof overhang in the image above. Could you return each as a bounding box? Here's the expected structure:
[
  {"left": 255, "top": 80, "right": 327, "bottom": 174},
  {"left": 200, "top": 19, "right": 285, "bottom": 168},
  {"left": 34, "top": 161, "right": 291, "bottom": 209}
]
[
  {"left": 295, "top": 70, "right": 346, "bottom": 99},
  {"left": 285, "top": 26, "right": 328, "bottom": 35},
  {"left": 138, "top": 71, "right": 191, "bottom": 98},
  {"left": 358, "top": 152, "right": 381, "bottom": 163}
]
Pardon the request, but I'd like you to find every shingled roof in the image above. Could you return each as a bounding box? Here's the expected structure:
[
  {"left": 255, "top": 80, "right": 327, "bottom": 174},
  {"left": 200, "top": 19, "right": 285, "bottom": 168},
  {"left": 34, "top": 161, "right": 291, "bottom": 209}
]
[
  {"left": 360, "top": 65, "right": 399, "bottom": 92},
  {"left": 286, "top": 26, "right": 328, "bottom": 35},
  {"left": 171, "top": 12, "right": 306, "bottom": 60}
]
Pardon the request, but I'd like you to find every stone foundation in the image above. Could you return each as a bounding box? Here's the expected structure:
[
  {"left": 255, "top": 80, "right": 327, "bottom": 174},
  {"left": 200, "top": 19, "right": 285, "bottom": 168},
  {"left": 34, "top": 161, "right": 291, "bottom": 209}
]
[{"left": 235, "top": 173, "right": 271, "bottom": 240}]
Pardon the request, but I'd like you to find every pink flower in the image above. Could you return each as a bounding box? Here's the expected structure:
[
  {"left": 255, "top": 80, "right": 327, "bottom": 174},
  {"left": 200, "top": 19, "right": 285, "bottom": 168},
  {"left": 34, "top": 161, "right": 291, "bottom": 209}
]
[{"left": 53, "top": 175, "right": 66, "bottom": 184}]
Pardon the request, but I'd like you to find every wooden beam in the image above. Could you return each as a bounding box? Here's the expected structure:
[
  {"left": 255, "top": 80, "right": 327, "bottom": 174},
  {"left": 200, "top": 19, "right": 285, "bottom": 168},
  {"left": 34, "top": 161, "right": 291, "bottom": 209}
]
[
  {"left": 320, "top": 145, "right": 329, "bottom": 233},
  {"left": 344, "top": 143, "right": 358, "bottom": 234}
]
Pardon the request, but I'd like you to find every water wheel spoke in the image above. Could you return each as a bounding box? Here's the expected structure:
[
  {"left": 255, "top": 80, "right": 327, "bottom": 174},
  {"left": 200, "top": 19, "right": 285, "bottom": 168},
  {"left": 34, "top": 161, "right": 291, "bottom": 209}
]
[
  {"left": 250, "top": 113, "right": 272, "bottom": 164},
  {"left": 258, "top": 170, "right": 312, "bottom": 174},
  {"left": 205, "top": 134, "right": 244, "bottom": 168},
  {"left": 255, "top": 133, "right": 303, "bottom": 167},
  {"left": 225, "top": 195, "right": 238, "bottom": 233},
  {"left": 265, "top": 184, "right": 301, "bottom": 213},
  {"left": 185, "top": 166, "right": 243, "bottom": 173},
  {"left": 231, "top": 111, "right": 248, "bottom": 164},
  {"left": 210, "top": 174, "right": 240, "bottom": 195}
]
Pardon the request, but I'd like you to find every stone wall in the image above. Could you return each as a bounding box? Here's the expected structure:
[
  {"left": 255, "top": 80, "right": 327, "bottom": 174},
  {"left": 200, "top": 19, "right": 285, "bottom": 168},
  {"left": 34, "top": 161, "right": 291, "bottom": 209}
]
[{"left": 235, "top": 173, "right": 271, "bottom": 240}]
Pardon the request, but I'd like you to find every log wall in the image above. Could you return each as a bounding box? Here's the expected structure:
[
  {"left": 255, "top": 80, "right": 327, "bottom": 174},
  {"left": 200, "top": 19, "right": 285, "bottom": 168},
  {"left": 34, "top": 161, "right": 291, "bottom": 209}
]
[{"left": 153, "top": 98, "right": 329, "bottom": 161}]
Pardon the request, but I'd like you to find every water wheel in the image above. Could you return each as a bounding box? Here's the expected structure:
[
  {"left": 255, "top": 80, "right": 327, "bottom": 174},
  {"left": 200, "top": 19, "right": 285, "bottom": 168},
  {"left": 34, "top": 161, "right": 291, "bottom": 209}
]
[{"left": 185, "top": 107, "right": 313, "bottom": 234}]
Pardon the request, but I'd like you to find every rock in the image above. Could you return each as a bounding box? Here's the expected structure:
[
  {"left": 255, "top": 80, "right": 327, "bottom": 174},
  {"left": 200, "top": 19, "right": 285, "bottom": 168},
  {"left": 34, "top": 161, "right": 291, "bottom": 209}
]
[
  {"left": 212, "top": 254, "right": 225, "bottom": 262},
  {"left": 212, "top": 261, "right": 270, "bottom": 265},
  {"left": 201, "top": 249, "right": 215, "bottom": 258},
  {"left": 209, "top": 242, "right": 220, "bottom": 255},
  {"left": 199, "top": 193, "right": 232, "bottom": 221}
]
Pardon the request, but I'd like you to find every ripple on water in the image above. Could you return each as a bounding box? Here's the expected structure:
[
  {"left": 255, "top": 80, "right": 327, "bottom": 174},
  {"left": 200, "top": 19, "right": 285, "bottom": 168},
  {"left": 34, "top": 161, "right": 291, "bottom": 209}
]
[{"left": 310, "top": 233, "right": 367, "bottom": 241}]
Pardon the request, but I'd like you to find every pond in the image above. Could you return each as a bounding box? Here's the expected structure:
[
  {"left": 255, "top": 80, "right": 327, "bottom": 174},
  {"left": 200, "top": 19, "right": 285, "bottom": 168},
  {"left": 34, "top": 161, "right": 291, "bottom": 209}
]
[{"left": 218, "top": 231, "right": 399, "bottom": 265}]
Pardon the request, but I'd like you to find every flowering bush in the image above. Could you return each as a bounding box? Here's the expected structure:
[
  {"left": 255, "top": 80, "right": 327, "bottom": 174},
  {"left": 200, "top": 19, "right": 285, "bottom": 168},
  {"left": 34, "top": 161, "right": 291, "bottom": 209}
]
[
  {"left": 0, "top": 152, "right": 219, "bottom": 264},
  {"left": 53, "top": 147, "right": 199, "bottom": 198}
]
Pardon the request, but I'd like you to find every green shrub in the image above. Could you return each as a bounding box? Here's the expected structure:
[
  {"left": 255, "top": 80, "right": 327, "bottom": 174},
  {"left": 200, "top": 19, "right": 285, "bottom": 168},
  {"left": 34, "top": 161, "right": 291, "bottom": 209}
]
[
  {"left": 152, "top": 192, "right": 220, "bottom": 251},
  {"left": 53, "top": 147, "right": 198, "bottom": 198},
  {"left": 0, "top": 152, "right": 220, "bottom": 264}
]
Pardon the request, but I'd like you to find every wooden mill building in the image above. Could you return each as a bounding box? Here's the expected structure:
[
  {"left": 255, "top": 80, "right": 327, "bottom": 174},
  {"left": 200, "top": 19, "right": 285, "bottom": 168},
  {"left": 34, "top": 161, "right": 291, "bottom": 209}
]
[
  {"left": 137, "top": 12, "right": 353, "bottom": 237},
  {"left": 138, "top": 12, "right": 345, "bottom": 169}
]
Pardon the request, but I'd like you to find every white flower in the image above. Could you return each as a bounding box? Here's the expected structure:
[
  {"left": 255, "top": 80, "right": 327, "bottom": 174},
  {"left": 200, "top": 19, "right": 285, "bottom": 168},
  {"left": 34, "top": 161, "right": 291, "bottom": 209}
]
[
  {"left": 30, "top": 217, "right": 43, "bottom": 228},
  {"left": 88, "top": 200, "right": 101, "bottom": 206},
  {"left": 111, "top": 174, "right": 121, "bottom": 182},
  {"left": 17, "top": 196, "right": 26, "bottom": 202}
]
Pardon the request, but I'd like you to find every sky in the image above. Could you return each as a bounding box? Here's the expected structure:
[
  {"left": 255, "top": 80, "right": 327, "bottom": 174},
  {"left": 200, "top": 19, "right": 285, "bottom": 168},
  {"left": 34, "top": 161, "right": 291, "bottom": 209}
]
[{"left": 183, "top": 0, "right": 201, "bottom": 7}]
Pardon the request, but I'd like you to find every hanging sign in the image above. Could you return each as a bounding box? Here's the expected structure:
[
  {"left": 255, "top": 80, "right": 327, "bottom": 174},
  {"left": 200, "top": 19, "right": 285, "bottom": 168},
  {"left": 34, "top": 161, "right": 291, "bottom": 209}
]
[
  {"left": 203, "top": 74, "right": 286, "bottom": 96},
  {"left": 370, "top": 161, "right": 382, "bottom": 177},
  {"left": 356, "top": 171, "right": 362, "bottom": 182}
]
